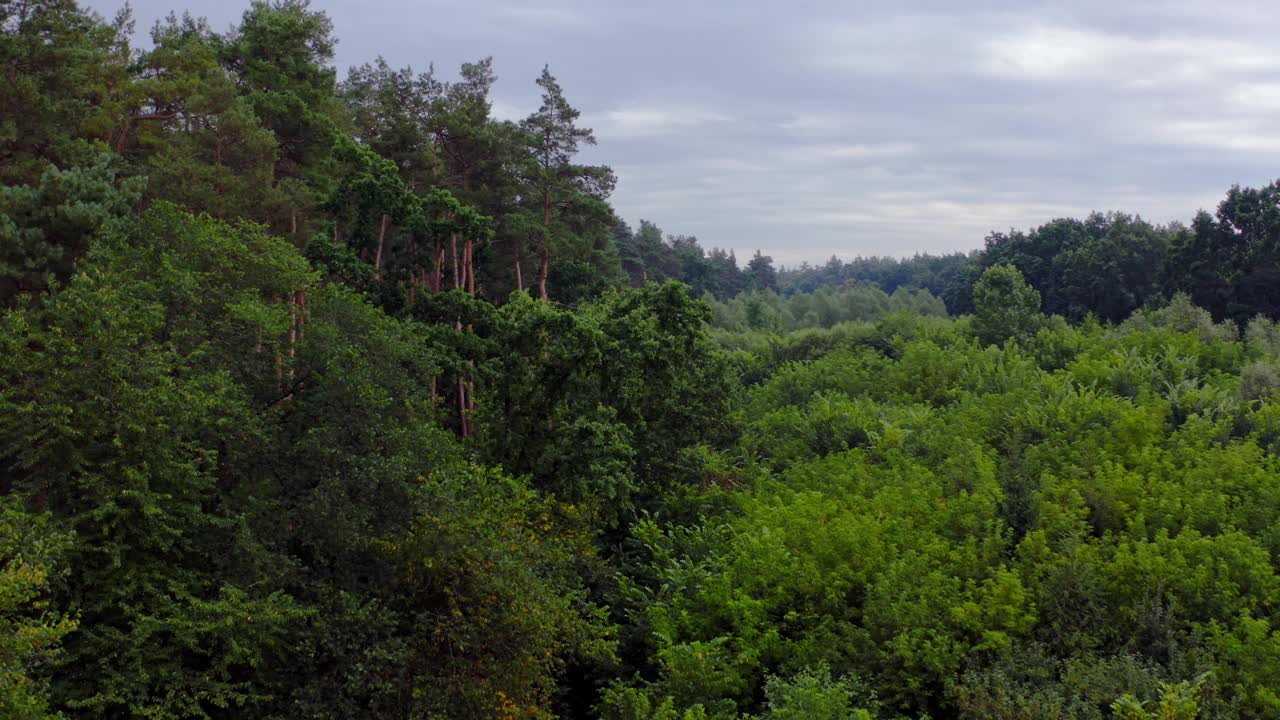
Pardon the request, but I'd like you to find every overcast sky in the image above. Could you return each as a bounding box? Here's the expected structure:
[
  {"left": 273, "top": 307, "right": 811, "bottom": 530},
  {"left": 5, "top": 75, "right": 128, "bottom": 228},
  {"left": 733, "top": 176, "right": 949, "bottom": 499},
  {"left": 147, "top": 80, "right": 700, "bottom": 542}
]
[{"left": 94, "top": 0, "right": 1280, "bottom": 265}]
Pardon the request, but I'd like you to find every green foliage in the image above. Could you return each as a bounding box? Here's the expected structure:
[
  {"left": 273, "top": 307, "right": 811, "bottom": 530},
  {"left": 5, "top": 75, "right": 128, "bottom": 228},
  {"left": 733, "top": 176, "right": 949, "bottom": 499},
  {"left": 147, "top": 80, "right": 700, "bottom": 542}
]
[
  {"left": 0, "top": 498, "right": 77, "bottom": 720},
  {"left": 615, "top": 298, "right": 1280, "bottom": 720},
  {"left": 476, "top": 282, "right": 736, "bottom": 530},
  {"left": 0, "top": 0, "right": 134, "bottom": 184},
  {"left": 13, "top": 3, "right": 1280, "bottom": 720},
  {"left": 972, "top": 264, "right": 1043, "bottom": 345},
  {"left": 1111, "top": 676, "right": 1205, "bottom": 720},
  {"left": 779, "top": 252, "right": 976, "bottom": 315},
  {"left": 761, "top": 666, "right": 878, "bottom": 720},
  {"left": 0, "top": 154, "right": 142, "bottom": 304},
  {"left": 0, "top": 204, "right": 612, "bottom": 718},
  {"left": 710, "top": 285, "right": 946, "bottom": 333}
]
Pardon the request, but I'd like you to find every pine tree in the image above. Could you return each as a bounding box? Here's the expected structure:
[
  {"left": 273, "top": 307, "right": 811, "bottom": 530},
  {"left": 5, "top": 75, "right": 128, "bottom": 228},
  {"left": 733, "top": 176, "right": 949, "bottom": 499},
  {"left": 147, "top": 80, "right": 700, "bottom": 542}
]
[{"left": 520, "top": 66, "right": 615, "bottom": 300}]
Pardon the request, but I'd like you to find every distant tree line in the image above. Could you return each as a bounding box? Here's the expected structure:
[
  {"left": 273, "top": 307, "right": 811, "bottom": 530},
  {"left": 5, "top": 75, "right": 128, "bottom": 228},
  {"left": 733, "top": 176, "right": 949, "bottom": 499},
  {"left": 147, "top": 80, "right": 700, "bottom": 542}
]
[{"left": 773, "top": 194, "right": 1280, "bottom": 328}]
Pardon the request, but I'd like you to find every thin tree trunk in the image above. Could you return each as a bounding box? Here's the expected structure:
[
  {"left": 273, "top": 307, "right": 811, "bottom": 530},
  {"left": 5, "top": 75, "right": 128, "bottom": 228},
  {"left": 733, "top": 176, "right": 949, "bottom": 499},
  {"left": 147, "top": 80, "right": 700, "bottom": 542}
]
[
  {"left": 515, "top": 257, "right": 523, "bottom": 292},
  {"left": 464, "top": 237, "right": 474, "bottom": 295},
  {"left": 540, "top": 188, "right": 552, "bottom": 300},
  {"left": 538, "top": 242, "right": 550, "bottom": 301},
  {"left": 213, "top": 129, "right": 225, "bottom": 212},
  {"left": 114, "top": 120, "right": 131, "bottom": 154},
  {"left": 287, "top": 295, "right": 297, "bottom": 384},
  {"left": 296, "top": 289, "right": 306, "bottom": 342},
  {"left": 458, "top": 376, "right": 468, "bottom": 437},
  {"left": 375, "top": 213, "right": 389, "bottom": 281},
  {"left": 434, "top": 245, "right": 445, "bottom": 292},
  {"left": 273, "top": 294, "right": 282, "bottom": 392}
]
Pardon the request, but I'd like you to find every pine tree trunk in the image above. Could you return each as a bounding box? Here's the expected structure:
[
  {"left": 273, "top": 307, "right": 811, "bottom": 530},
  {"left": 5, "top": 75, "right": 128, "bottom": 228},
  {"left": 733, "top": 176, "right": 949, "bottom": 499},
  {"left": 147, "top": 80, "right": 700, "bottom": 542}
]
[
  {"left": 464, "top": 237, "right": 475, "bottom": 295},
  {"left": 434, "top": 245, "right": 445, "bottom": 292},
  {"left": 114, "top": 121, "right": 130, "bottom": 154},
  {"left": 374, "top": 213, "right": 389, "bottom": 281},
  {"left": 287, "top": 295, "right": 297, "bottom": 384},
  {"left": 273, "top": 294, "right": 282, "bottom": 392},
  {"left": 539, "top": 242, "right": 550, "bottom": 301},
  {"left": 214, "top": 131, "right": 225, "bottom": 210},
  {"left": 458, "top": 376, "right": 468, "bottom": 437},
  {"left": 541, "top": 189, "right": 552, "bottom": 301},
  {"left": 516, "top": 258, "right": 523, "bottom": 291},
  {"left": 296, "top": 290, "right": 306, "bottom": 342}
]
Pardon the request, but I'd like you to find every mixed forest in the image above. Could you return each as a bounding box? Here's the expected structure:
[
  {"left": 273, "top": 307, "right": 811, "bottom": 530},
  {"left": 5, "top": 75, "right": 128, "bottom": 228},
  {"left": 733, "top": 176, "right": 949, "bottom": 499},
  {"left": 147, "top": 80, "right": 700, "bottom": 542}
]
[{"left": 6, "top": 1, "right": 1280, "bottom": 719}]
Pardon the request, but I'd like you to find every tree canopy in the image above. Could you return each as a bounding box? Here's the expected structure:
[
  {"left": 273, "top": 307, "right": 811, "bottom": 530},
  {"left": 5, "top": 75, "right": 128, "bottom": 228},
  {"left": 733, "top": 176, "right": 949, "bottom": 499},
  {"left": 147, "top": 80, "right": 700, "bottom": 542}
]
[{"left": 5, "top": 2, "right": 1280, "bottom": 719}]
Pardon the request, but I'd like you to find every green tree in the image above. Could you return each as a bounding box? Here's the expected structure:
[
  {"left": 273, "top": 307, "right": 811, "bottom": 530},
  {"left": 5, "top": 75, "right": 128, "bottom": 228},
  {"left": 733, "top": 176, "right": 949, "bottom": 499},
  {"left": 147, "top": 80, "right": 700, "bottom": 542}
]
[
  {"left": 520, "top": 65, "right": 616, "bottom": 300},
  {"left": 129, "top": 13, "right": 282, "bottom": 226},
  {"left": 0, "top": 498, "right": 77, "bottom": 720},
  {"left": 219, "top": 0, "right": 343, "bottom": 235},
  {"left": 972, "top": 264, "right": 1042, "bottom": 345},
  {"left": 0, "top": 154, "right": 142, "bottom": 304},
  {"left": 746, "top": 250, "right": 778, "bottom": 292},
  {"left": 0, "top": 0, "right": 134, "bottom": 185}
]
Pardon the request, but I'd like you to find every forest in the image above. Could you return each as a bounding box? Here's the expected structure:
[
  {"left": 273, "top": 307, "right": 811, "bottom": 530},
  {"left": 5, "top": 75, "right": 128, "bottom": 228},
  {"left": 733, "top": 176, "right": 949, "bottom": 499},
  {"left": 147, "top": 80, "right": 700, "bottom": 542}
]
[{"left": 5, "top": 1, "right": 1280, "bottom": 719}]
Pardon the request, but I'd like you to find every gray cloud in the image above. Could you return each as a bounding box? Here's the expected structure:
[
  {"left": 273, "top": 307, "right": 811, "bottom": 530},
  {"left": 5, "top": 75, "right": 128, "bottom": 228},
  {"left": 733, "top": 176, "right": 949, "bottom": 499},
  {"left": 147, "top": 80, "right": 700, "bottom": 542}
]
[{"left": 96, "top": 0, "right": 1280, "bottom": 264}]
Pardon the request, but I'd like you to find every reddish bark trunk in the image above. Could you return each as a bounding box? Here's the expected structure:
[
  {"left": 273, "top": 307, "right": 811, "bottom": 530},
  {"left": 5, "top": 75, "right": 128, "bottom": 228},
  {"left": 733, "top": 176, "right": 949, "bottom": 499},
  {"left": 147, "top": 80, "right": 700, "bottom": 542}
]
[
  {"left": 114, "top": 122, "right": 130, "bottom": 154},
  {"left": 273, "top": 295, "right": 282, "bottom": 392},
  {"left": 287, "top": 295, "right": 297, "bottom": 384},
  {"left": 464, "top": 237, "right": 475, "bottom": 295},
  {"left": 434, "top": 245, "right": 445, "bottom": 293}
]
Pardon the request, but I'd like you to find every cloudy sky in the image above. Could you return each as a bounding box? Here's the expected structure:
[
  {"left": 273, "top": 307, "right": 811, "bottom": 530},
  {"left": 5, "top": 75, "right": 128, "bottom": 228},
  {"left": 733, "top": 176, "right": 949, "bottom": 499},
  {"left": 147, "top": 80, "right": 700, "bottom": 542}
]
[{"left": 95, "top": 0, "right": 1280, "bottom": 264}]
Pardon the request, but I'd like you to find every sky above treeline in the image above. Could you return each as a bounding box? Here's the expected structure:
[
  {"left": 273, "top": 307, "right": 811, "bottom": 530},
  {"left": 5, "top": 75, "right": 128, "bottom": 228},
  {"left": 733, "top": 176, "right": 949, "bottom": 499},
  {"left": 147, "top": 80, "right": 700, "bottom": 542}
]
[{"left": 91, "top": 0, "right": 1280, "bottom": 264}]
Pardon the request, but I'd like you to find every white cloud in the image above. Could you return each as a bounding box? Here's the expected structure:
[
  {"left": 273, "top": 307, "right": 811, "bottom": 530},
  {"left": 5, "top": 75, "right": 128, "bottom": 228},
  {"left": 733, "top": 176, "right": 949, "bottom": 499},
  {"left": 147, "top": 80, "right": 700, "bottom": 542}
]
[
  {"left": 822, "top": 142, "right": 919, "bottom": 160},
  {"left": 979, "top": 23, "right": 1280, "bottom": 88},
  {"left": 1156, "top": 119, "right": 1280, "bottom": 154},
  {"left": 1228, "top": 82, "right": 1280, "bottom": 113},
  {"left": 100, "top": 0, "right": 1280, "bottom": 263},
  {"left": 779, "top": 113, "right": 853, "bottom": 134},
  {"left": 980, "top": 25, "right": 1111, "bottom": 80},
  {"left": 502, "top": 4, "right": 596, "bottom": 31},
  {"left": 586, "top": 106, "right": 730, "bottom": 138},
  {"left": 489, "top": 97, "right": 526, "bottom": 123},
  {"left": 807, "top": 14, "right": 971, "bottom": 76}
]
